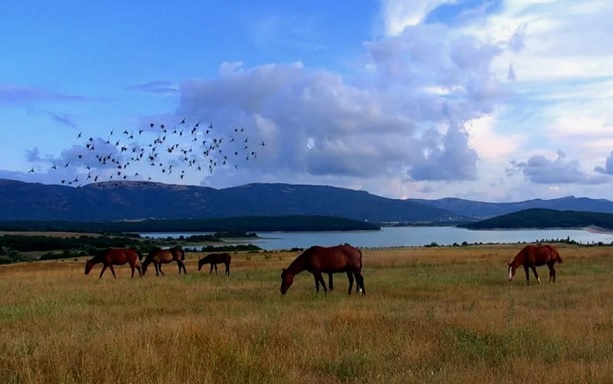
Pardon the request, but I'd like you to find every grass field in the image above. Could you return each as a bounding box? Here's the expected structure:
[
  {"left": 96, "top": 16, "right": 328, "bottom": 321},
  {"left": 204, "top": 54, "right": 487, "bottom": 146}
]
[{"left": 1, "top": 244, "right": 612, "bottom": 383}]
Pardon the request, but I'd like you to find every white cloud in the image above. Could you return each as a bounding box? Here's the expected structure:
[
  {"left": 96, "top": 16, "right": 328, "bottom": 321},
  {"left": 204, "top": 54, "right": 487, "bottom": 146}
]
[{"left": 379, "top": 0, "right": 454, "bottom": 35}]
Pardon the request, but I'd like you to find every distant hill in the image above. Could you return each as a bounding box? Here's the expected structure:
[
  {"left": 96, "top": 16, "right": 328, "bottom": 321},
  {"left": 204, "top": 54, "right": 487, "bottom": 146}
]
[
  {"left": 461, "top": 208, "right": 613, "bottom": 231},
  {"left": 0, "top": 179, "right": 456, "bottom": 223},
  {"left": 409, "top": 196, "right": 613, "bottom": 219},
  {"left": 2, "top": 179, "right": 613, "bottom": 224}
]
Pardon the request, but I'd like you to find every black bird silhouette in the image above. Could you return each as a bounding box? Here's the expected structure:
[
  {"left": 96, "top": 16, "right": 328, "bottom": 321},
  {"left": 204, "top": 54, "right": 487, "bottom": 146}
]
[{"left": 47, "top": 117, "right": 265, "bottom": 186}]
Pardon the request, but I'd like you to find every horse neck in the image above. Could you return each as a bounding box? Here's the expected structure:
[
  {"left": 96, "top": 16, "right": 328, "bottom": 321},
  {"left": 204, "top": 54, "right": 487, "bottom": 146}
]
[
  {"left": 510, "top": 252, "right": 525, "bottom": 267},
  {"left": 87, "top": 253, "right": 103, "bottom": 265},
  {"left": 142, "top": 253, "right": 154, "bottom": 266},
  {"left": 286, "top": 254, "right": 307, "bottom": 276}
]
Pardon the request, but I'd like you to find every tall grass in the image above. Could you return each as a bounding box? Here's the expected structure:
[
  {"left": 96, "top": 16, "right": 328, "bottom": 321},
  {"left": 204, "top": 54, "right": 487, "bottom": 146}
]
[{"left": 1, "top": 244, "right": 612, "bottom": 383}]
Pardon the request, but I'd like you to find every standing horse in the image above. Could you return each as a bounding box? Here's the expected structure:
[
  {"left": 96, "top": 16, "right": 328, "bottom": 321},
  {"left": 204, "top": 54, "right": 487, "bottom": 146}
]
[
  {"left": 84, "top": 248, "right": 142, "bottom": 279},
  {"left": 198, "top": 253, "right": 231, "bottom": 275},
  {"left": 142, "top": 246, "right": 187, "bottom": 276},
  {"left": 280, "top": 244, "right": 365, "bottom": 295},
  {"left": 508, "top": 244, "right": 563, "bottom": 285}
]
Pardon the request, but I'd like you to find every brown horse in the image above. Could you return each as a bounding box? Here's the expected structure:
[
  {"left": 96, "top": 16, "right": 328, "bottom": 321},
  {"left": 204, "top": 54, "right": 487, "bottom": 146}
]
[
  {"left": 198, "top": 253, "right": 231, "bottom": 275},
  {"left": 84, "top": 248, "right": 142, "bottom": 279},
  {"left": 142, "top": 246, "right": 187, "bottom": 276},
  {"left": 280, "top": 244, "right": 365, "bottom": 295},
  {"left": 508, "top": 244, "right": 563, "bottom": 285}
]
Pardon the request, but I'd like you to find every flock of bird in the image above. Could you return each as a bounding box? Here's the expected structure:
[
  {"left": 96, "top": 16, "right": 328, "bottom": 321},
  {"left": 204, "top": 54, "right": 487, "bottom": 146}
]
[{"left": 29, "top": 118, "right": 265, "bottom": 187}]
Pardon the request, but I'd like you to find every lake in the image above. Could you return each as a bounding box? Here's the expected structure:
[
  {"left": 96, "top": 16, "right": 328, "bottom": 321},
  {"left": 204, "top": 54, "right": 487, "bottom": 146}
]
[{"left": 141, "top": 226, "right": 613, "bottom": 250}]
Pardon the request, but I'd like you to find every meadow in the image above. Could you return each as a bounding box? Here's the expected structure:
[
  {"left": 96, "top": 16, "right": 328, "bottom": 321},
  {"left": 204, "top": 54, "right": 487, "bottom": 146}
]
[{"left": 0, "top": 244, "right": 612, "bottom": 383}]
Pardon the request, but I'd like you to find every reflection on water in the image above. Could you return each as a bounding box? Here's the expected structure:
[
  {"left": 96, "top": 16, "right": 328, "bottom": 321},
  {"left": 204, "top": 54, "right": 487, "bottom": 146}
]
[{"left": 141, "top": 226, "right": 613, "bottom": 250}]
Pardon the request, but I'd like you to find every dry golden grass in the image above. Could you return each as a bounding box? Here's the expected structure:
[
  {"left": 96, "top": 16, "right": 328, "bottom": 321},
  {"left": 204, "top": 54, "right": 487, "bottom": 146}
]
[{"left": 1, "top": 244, "right": 612, "bottom": 383}]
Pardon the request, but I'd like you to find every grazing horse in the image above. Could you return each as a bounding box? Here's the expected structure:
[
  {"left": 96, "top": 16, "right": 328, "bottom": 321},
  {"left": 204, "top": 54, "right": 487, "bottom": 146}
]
[
  {"left": 508, "top": 244, "right": 563, "bottom": 285},
  {"left": 280, "top": 244, "right": 365, "bottom": 295},
  {"left": 198, "top": 253, "right": 231, "bottom": 275},
  {"left": 84, "top": 248, "right": 142, "bottom": 279},
  {"left": 142, "top": 246, "right": 187, "bottom": 276}
]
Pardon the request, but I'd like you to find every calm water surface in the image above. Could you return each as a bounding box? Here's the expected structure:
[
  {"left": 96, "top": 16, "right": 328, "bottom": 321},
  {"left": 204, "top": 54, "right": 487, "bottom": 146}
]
[{"left": 142, "top": 226, "right": 613, "bottom": 250}]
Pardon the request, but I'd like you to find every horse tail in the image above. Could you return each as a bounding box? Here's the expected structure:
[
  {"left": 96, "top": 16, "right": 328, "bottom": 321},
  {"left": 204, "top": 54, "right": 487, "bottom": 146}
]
[{"left": 550, "top": 245, "right": 563, "bottom": 264}]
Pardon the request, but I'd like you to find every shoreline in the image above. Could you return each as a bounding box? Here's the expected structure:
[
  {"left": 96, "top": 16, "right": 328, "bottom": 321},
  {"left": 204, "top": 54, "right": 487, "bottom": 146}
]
[{"left": 583, "top": 225, "right": 613, "bottom": 235}]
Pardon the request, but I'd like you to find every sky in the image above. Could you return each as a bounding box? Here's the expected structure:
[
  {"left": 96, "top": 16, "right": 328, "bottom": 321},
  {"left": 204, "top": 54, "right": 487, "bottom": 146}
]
[{"left": 1, "top": 0, "right": 612, "bottom": 203}]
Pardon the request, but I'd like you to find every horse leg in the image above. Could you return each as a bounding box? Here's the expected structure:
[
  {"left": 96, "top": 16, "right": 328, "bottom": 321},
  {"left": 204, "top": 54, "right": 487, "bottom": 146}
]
[
  {"left": 209, "top": 264, "right": 214, "bottom": 275},
  {"left": 346, "top": 272, "right": 354, "bottom": 295},
  {"left": 524, "top": 265, "right": 530, "bottom": 285},
  {"left": 108, "top": 264, "right": 117, "bottom": 279},
  {"left": 531, "top": 266, "right": 541, "bottom": 284},
  {"left": 214, "top": 264, "right": 218, "bottom": 275},
  {"left": 314, "top": 272, "right": 327, "bottom": 294},
  {"left": 99, "top": 265, "right": 108, "bottom": 279},
  {"left": 130, "top": 264, "right": 135, "bottom": 278},
  {"left": 158, "top": 263, "right": 165, "bottom": 276},
  {"left": 328, "top": 273, "right": 334, "bottom": 291},
  {"left": 313, "top": 275, "right": 320, "bottom": 293},
  {"left": 355, "top": 272, "right": 366, "bottom": 295},
  {"left": 225, "top": 262, "right": 230, "bottom": 276},
  {"left": 549, "top": 264, "right": 556, "bottom": 283},
  {"left": 136, "top": 264, "right": 142, "bottom": 277},
  {"left": 177, "top": 260, "right": 186, "bottom": 274}
]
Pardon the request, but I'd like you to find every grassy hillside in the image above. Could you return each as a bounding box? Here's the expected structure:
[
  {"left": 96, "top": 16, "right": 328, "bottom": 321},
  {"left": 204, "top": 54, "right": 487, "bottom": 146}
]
[
  {"left": 1, "top": 245, "right": 612, "bottom": 383},
  {"left": 461, "top": 208, "right": 613, "bottom": 230}
]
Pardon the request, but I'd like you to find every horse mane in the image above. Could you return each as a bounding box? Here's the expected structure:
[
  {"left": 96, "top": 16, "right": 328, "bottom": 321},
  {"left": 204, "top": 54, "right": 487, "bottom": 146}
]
[{"left": 284, "top": 247, "right": 312, "bottom": 274}]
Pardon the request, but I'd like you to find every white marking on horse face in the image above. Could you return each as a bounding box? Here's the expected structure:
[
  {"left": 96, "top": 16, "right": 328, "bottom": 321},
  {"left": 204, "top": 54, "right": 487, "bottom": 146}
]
[
  {"left": 508, "top": 266, "right": 513, "bottom": 281},
  {"left": 537, "top": 278, "right": 541, "bottom": 284}
]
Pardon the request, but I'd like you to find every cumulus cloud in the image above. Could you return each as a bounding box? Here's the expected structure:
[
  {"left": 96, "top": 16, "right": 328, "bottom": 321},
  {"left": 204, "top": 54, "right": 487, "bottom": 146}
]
[
  {"left": 174, "top": 13, "right": 510, "bottom": 189},
  {"left": 511, "top": 150, "right": 607, "bottom": 184}
]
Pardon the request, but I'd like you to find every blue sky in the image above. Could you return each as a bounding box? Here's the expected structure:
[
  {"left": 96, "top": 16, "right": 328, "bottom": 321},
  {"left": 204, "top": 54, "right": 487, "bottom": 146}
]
[{"left": 1, "top": 0, "right": 612, "bottom": 202}]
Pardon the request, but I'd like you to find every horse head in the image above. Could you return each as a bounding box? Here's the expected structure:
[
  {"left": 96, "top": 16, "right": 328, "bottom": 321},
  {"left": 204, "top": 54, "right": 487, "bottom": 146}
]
[
  {"left": 507, "top": 262, "right": 516, "bottom": 282},
  {"left": 84, "top": 260, "right": 94, "bottom": 275},
  {"left": 280, "top": 268, "right": 294, "bottom": 295}
]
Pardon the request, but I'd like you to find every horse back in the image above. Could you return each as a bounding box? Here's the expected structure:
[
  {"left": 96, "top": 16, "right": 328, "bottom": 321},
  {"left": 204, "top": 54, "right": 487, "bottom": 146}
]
[
  {"left": 103, "top": 248, "right": 138, "bottom": 264},
  {"left": 206, "top": 253, "right": 231, "bottom": 264},
  {"left": 149, "top": 248, "right": 177, "bottom": 263},
  {"left": 514, "top": 244, "right": 561, "bottom": 266},
  {"left": 304, "top": 244, "right": 362, "bottom": 272}
]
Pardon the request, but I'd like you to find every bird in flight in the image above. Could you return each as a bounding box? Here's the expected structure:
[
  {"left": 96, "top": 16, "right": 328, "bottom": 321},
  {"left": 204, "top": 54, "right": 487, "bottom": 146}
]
[{"left": 42, "top": 117, "right": 265, "bottom": 186}]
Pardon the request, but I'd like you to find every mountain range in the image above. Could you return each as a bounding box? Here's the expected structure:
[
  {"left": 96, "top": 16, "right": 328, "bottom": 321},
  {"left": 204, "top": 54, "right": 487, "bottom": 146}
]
[{"left": 2, "top": 178, "right": 613, "bottom": 223}]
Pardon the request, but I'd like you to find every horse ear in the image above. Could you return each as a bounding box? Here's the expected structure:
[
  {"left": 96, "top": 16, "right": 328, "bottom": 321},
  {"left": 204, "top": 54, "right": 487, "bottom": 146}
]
[{"left": 282, "top": 268, "right": 286, "bottom": 273}]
